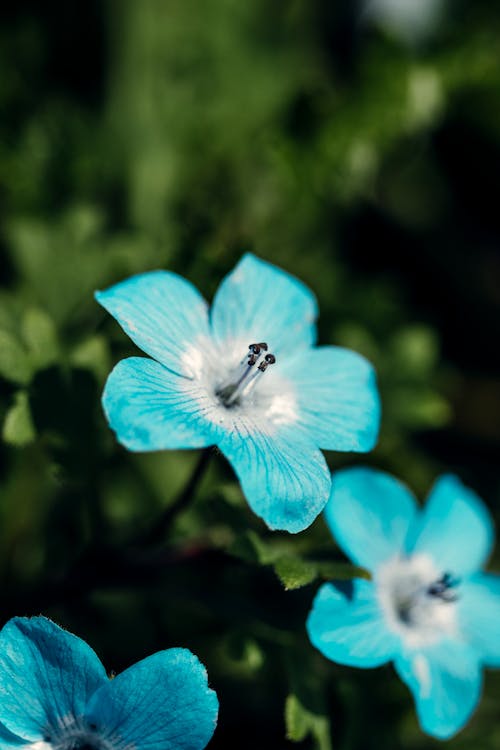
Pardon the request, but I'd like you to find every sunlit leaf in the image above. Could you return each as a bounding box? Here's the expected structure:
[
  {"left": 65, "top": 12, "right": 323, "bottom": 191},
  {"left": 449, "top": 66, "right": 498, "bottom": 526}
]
[
  {"left": 390, "top": 325, "right": 439, "bottom": 377},
  {"left": 2, "top": 390, "right": 36, "bottom": 446},
  {"left": 274, "top": 556, "right": 370, "bottom": 591},
  {"left": 70, "top": 334, "right": 111, "bottom": 383},
  {"left": 274, "top": 555, "right": 317, "bottom": 591},
  {"left": 285, "top": 694, "right": 332, "bottom": 750},
  {"left": 0, "top": 330, "right": 32, "bottom": 384},
  {"left": 21, "top": 307, "right": 59, "bottom": 370}
]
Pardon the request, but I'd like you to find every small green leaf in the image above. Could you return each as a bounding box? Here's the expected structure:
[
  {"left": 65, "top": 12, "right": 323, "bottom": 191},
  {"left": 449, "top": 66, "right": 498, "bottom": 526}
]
[
  {"left": 392, "top": 387, "right": 451, "bottom": 428},
  {"left": 285, "top": 694, "right": 309, "bottom": 742},
  {"left": 285, "top": 694, "right": 332, "bottom": 750},
  {"left": 225, "top": 634, "right": 264, "bottom": 672},
  {"left": 274, "top": 555, "right": 317, "bottom": 590},
  {"left": 70, "top": 334, "right": 111, "bottom": 382},
  {"left": 315, "top": 560, "right": 371, "bottom": 582},
  {"left": 390, "top": 325, "right": 439, "bottom": 377},
  {"left": 275, "top": 555, "right": 370, "bottom": 591},
  {"left": 2, "top": 391, "right": 36, "bottom": 446},
  {"left": 230, "top": 530, "right": 277, "bottom": 565},
  {"left": 21, "top": 307, "right": 59, "bottom": 370},
  {"left": 0, "top": 330, "right": 33, "bottom": 384}
]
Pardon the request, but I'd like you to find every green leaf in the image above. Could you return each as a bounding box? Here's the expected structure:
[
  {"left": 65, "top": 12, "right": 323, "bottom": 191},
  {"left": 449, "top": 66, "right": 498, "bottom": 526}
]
[
  {"left": 274, "top": 555, "right": 370, "bottom": 591},
  {"left": 21, "top": 307, "right": 59, "bottom": 370},
  {"left": 314, "top": 560, "right": 371, "bottom": 582},
  {"left": 230, "top": 530, "right": 278, "bottom": 565},
  {"left": 225, "top": 634, "right": 264, "bottom": 673},
  {"left": 285, "top": 694, "right": 332, "bottom": 750},
  {"left": 70, "top": 334, "right": 111, "bottom": 382},
  {"left": 392, "top": 387, "right": 451, "bottom": 428},
  {"left": 274, "top": 555, "right": 317, "bottom": 590},
  {"left": 2, "top": 391, "right": 36, "bottom": 446},
  {"left": 390, "top": 325, "right": 439, "bottom": 377},
  {"left": 0, "top": 330, "right": 33, "bottom": 384},
  {"left": 232, "top": 534, "right": 369, "bottom": 590},
  {"left": 285, "top": 694, "right": 309, "bottom": 742}
]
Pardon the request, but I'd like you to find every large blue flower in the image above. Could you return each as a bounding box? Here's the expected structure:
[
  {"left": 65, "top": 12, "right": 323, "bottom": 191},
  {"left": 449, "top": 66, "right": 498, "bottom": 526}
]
[
  {"left": 0, "top": 616, "right": 218, "bottom": 750},
  {"left": 96, "top": 254, "right": 380, "bottom": 533},
  {"left": 307, "top": 468, "right": 500, "bottom": 739}
]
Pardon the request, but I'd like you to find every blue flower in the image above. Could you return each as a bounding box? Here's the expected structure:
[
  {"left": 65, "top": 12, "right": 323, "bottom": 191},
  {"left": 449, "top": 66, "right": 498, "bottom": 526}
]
[
  {"left": 0, "top": 616, "right": 218, "bottom": 750},
  {"left": 307, "top": 468, "right": 500, "bottom": 739},
  {"left": 96, "top": 253, "right": 380, "bottom": 533}
]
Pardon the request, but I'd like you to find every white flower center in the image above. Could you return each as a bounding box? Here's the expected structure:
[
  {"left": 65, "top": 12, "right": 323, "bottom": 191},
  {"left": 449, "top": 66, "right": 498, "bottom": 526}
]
[
  {"left": 376, "top": 553, "right": 459, "bottom": 648},
  {"left": 181, "top": 336, "right": 298, "bottom": 432},
  {"left": 33, "top": 716, "right": 132, "bottom": 750}
]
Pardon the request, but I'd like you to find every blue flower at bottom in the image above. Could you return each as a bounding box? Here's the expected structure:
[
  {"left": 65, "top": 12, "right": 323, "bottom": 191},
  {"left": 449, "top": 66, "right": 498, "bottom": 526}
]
[
  {"left": 95, "top": 253, "right": 380, "bottom": 533},
  {"left": 0, "top": 616, "right": 218, "bottom": 750},
  {"left": 307, "top": 468, "right": 500, "bottom": 740}
]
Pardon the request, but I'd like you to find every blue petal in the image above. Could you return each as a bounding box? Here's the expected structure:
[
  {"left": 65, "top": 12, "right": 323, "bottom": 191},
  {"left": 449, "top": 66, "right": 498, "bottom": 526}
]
[
  {"left": 0, "top": 723, "right": 27, "bottom": 748},
  {"left": 279, "top": 347, "right": 380, "bottom": 452},
  {"left": 324, "top": 468, "right": 417, "bottom": 571},
  {"left": 210, "top": 253, "right": 318, "bottom": 355},
  {"left": 85, "top": 648, "right": 218, "bottom": 750},
  {"left": 395, "top": 640, "right": 482, "bottom": 739},
  {"left": 102, "top": 357, "right": 218, "bottom": 451},
  {"left": 0, "top": 617, "right": 107, "bottom": 742},
  {"left": 96, "top": 272, "right": 210, "bottom": 377},
  {"left": 458, "top": 573, "right": 500, "bottom": 667},
  {"left": 307, "top": 579, "right": 398, "bottom": 668},
  {"left": 218, "top": 424, "right": 330, "bottom": 532},
  {"left": 406, "top": 475, "right": 494, "bottom": 577}
]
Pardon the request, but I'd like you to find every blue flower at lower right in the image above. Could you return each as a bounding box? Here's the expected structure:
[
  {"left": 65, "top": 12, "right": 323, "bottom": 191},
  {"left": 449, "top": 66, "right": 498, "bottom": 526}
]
[{"left": 307, "top": 468, "right": 500, "bottom": 740}]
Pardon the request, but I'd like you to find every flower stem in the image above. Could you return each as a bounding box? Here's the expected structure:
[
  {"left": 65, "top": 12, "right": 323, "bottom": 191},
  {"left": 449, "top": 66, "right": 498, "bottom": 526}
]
[
  {"left": 139, "top": 447, "right": 213, "bottom": 546},
  {"left": 0, "top": 449, "right": 215, "bottom": 617}
]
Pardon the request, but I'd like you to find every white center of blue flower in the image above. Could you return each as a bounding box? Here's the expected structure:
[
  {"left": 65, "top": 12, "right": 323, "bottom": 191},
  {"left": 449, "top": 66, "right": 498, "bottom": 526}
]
[
  {"left": 376, "top": 554, "right": 459, "bottom": 648},
  {"left": 33, "top": 718, "right": 129, "bottom": 750},
  {"left": 181, "top": 336, "right": 298, "bottom": 431}
]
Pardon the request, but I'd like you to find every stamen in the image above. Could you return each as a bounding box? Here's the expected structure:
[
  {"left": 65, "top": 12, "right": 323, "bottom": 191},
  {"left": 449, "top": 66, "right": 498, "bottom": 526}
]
[
  {"left": 377, "top": 556, "right": 460, "bottom": 646},
  {"left": 391, "top": 570, "right": 460, "bottom": 627},
  {"left": 427, "top": 572, "right": 460, "bottom": 602},
  {"left": 216, "top": 342, "right": 276, "bottom": 407},
  {"left": 258, "top": 353, "right": 276, "bottom": 372}
]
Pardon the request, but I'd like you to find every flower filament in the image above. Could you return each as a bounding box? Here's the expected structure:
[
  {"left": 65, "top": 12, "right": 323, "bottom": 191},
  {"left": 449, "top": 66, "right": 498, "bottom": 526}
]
[
  {"left": 426, "top": 571, "right": 460, "bottom": 602},
  {"left": 216, "top": 342, "right": 276, "bottom": 407}
]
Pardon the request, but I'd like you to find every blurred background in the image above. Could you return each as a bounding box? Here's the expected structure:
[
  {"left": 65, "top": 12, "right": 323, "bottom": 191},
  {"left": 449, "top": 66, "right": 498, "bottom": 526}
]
[{"left": 1, "top": 1, "right": 500, "bottom": 748}]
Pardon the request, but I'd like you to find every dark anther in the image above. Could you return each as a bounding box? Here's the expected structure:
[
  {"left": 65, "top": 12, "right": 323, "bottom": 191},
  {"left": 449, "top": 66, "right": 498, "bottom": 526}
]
[
  {"left": 427, "top": 572, "right": 460, "bottom": 602},
  {"left": 248, "top": 344, "right": 272, "bottom": 367},
  {"left": 257, "top": 353, "right": 276, "bottom": 372},
  {"left": 427, "top": 581, "right": 446, "bottom": 596}
]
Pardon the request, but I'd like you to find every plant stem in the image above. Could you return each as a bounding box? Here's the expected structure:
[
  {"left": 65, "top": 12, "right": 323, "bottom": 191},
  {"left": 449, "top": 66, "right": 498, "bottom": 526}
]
[
  {"left": 0, "top": 449, "right": 216, "bottom": 619},
  {"left": 138, "top": 446, "right": 213, "bottom": 546}
]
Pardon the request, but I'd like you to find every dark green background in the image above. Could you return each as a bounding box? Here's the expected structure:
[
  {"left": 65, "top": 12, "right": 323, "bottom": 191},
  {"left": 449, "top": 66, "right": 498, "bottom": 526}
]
[{"left": 0, "top": 2, "right": 499, "bottom": 748}]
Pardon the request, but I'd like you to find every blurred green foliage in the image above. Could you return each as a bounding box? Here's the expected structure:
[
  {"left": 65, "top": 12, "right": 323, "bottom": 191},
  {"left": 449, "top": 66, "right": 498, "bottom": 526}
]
[{"left": 1, "top": 1, "right": 500, "bottom": 749}]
